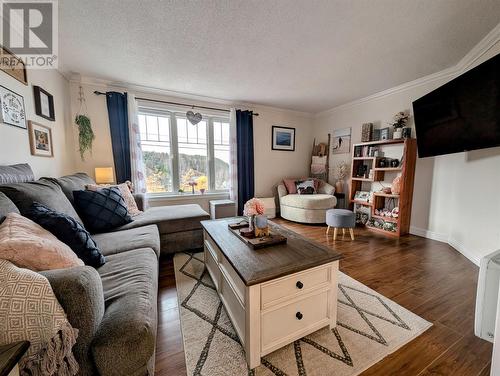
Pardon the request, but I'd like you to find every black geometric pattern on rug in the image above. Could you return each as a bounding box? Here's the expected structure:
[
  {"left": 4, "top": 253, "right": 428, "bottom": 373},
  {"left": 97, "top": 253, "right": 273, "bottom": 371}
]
[
  {"left": 336, "top": 284, "right": 411, "bottom": 346},
  {"left": 178, "top": 253, "right": 412, "bottom": 376}
]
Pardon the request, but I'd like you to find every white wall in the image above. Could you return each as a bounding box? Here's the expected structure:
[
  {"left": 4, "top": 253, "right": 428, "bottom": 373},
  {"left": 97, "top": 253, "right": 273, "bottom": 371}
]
[
  {"left": 67, "top": 81, "right": 313, "bottom": 200},
  {"left": 314, "top": 40, "right": 500, "bottom": 265},
  {"left": 0, "top": 69, "right": 74, "bottom": 178}
]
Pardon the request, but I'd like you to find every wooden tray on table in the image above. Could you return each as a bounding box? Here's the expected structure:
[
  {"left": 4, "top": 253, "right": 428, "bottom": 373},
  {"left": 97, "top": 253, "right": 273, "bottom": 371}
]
[{"left": 228, "top": 221, "right": 287, "bottom": 249}]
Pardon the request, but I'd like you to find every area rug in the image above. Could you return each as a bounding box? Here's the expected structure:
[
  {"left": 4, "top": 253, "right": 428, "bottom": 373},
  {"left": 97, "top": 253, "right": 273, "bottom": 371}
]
[{"left": 174, "top": 252, "right": 432, "bottom": 376}]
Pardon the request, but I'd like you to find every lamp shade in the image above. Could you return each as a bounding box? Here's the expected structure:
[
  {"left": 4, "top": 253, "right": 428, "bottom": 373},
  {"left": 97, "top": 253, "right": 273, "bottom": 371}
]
[{"left": 95, "top": 167, "right": 114, "bottom": 184}]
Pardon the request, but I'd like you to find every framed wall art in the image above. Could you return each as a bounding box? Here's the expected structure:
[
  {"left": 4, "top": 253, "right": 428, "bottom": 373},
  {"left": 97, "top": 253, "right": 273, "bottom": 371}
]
[
  {"left": 28, "top": 120, "right": 53, "bottom": 157},
  {"left": 0, "top": 46, "right": 28, "bottom": 85},
  {"left": 0, "top": 85, "right": 26, "bottom": 129},
  {"left": 33, "top": 86, "right": 55, "bottom": 121},
  {"left": 332, "top": 127, "right": 351, "bottom": 154},
  {"left": 272, "top": 126, "right": 295, "bottom": 151}
]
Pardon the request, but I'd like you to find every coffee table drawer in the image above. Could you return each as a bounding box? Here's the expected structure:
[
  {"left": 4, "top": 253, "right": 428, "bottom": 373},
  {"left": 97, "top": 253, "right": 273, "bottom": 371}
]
[
  {"left": 261, "top": 291, "right": 329, "bottom": 351},
  {"left": 261, "top": 265, "right": 330, "bottom": 308}
]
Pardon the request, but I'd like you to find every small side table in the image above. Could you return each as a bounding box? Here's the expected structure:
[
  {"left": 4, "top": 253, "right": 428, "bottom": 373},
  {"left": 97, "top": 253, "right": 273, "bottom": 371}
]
[
  {"left": 0, "top": 341, "right": 29, "bottom": 376},
  {"left": 334, "top": 192, "right": 346, "bottom": 209},
  {"left": 210, "top": 199, "right": 236, "bottom": 219}
]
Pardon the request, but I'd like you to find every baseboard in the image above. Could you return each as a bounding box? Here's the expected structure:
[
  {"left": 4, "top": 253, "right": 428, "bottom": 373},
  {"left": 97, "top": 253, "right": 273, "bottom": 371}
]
[
  {"left": 409, "top": 226, "right": 480, "bottom": 266},
  {"left": 409, "top": 226, "right": 448, "bottom": 243},
  {"left": 448, "top": 237, "right": 481, "bottom": 266}
]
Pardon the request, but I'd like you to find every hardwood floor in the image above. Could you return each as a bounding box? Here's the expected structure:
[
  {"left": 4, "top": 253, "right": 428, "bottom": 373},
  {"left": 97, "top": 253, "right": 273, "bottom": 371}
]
[{"left": 155, "top": 219, "right": 492, "bottom": 375}]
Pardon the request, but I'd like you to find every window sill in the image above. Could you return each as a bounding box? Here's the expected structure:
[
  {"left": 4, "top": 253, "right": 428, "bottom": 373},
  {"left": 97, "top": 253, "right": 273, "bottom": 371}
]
[{"left": 147, "top": 192, "right": 230, "bottom": 202}]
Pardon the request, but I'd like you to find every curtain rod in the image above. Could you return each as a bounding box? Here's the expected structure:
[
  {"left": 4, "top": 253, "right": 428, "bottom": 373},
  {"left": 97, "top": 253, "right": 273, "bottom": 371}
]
[{"left": 93, "top": 91, "right": 259, "bottom": 116}]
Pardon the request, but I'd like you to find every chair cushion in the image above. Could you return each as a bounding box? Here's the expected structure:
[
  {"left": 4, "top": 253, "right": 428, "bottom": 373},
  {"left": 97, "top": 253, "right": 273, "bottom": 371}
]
[
  {"left": 0, "top": 192, "right": 19, "bottom": 223},
  {"left": 92, "top": 225, "right": 160, "bottom": 258},
  {"left": 73, "top": 187, "right": 133, "bottom": 233},
  {"left": 114, "top": 204, "right": 210, "bottom": 235},
  {"left": 26, "top": 202, "right": 106, "bottom": 267},
  {"left": 0, "top": 179, "right": 83, "bottom": 224},
  {"left": 326, "top": 209, "right": 356, "bottom": 228},
  {"left": 48, "top": 173, "right": 96, "bottom": 203},
  {"left": 92, "top": 248, "right": 158, "bottom": 376},
  {"left": 0, "top": 163, "right": 34, "bottom": 184},
  {"left": 0, "top": 213, "right": 83, "bottom": 271},
  {"left": 281, "top": 194, "right": 336, "bottom": 210}
]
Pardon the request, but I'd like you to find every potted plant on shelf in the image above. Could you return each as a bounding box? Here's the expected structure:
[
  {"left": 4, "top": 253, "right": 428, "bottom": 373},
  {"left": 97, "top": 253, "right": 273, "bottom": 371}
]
[
  {"left": 333, "top": 160, "right": 348, "bottom": 193},
  {"left": 390, "top": 111, "right": 410, "bottom": 139}
]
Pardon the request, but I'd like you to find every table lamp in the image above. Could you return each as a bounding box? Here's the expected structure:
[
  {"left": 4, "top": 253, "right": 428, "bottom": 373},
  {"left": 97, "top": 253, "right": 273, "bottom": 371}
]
[{"left": 95, "top": 167, "right": 114, "bottom": 185}]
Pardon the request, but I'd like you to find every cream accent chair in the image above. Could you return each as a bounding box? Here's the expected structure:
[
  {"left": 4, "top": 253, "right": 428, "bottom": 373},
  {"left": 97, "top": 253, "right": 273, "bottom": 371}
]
[{"left": 277, "top": 180, "right": 337, "bottom": 224}]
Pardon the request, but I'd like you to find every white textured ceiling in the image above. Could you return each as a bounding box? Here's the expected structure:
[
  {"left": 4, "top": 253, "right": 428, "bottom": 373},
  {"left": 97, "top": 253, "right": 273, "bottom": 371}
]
[{"left": 59, "top": 0, "right": 500, "bottom": 113}]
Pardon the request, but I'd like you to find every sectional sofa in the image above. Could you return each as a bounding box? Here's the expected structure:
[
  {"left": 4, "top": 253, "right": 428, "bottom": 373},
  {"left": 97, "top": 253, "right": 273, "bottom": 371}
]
[{"left": 0, "top": 164, "right": 210, "bottom": 376}]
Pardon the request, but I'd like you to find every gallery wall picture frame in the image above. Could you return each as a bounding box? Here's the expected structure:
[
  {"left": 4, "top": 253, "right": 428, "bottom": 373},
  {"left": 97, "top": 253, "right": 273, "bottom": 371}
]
[
  {"left": 33, "top": 86, "right": 55, "bottom": 121},
  {"left": 28, "top": 120, "right": 53, "bottom": 157},
  {"left": 272, "top": 125, "right": 296, "bottom": 151},
  {"left": 0, "top": 85, "right": 26, "bottom": 129},
  {"left": 0, "top": 46, "right": 28, "bottom": 85},
  {"left": 332, "top": 127, "right": 351, "bottom": 154}
]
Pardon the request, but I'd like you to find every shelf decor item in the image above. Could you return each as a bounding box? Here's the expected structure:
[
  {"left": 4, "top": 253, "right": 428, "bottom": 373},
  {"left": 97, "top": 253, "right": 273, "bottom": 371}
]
[
  {"left": 0, "top": 85, "right": 26, "bottom": 129},
  {"left": 33, "top": 85, "right": 55, "bottom": 121},
  {"left": 402, "top": 127, "right": 412, "bottom": 139},
  {"left": 390, "top": 111, "right": 410, "bottom": 139},
  {"left": 380, "top": 127, "right": 390, "bottom": 140},
  {"left": 272, "top": 126, "right": 295, "bottom": 151},
  {"left": 28, "top": 120, "right": 53, "bottom": 157},
  {"left": 361, "top": 123, "right": 373, "bottom": 142}
]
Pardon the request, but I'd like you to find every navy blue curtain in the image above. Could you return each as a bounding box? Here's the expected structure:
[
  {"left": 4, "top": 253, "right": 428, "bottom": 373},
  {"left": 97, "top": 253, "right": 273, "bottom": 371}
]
[
  {"left": 236, "top": 110, "right": 254, "bottom": 215},
  {"left": 106, "top": 92, "right": 131, "bottom": 183}
]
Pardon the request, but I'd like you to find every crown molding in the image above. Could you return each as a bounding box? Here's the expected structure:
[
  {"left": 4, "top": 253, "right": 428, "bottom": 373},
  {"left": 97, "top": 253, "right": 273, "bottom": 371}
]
[
  {"left": 67, "top": 74, "right": 314, "bottom": 119},
  {"left": 315, "top": 22, "right": 500, "bottom": 119}
]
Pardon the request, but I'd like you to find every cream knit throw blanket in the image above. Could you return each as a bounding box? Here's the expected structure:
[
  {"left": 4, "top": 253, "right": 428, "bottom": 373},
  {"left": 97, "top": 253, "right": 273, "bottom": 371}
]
[{"left": 0, "top": 260, "right": 79, "bottom": 376}]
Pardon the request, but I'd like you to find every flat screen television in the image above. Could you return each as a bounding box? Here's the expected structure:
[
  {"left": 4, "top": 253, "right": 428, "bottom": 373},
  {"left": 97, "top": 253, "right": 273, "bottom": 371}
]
[{"left": 412, "top": 54, "right": 500, "bottom": 158}]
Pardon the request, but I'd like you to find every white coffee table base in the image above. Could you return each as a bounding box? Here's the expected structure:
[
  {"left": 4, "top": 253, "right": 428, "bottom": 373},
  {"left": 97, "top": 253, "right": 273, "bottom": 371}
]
[{"left": 204, "top": 231, "right": 339, "bottom": 369}]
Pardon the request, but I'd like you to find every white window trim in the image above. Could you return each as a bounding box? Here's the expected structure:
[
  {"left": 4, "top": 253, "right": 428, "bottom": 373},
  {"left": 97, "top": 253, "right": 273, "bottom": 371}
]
[{"left": 139, "top": 107, "right": 230, "bottom": 197}]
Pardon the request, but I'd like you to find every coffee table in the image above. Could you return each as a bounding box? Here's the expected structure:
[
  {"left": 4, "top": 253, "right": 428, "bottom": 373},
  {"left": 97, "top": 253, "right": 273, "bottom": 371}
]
[{"left": 201, "top": 218, "right": 342, "bottom": 369}]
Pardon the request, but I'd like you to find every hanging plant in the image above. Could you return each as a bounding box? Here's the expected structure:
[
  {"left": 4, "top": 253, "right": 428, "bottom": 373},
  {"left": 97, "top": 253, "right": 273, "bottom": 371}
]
[
  {"left": 75, "top": 85, "right": 95, "bottom": 160},
  {"left": 75, "top": 114, "right": 94, "bottom": 160}
]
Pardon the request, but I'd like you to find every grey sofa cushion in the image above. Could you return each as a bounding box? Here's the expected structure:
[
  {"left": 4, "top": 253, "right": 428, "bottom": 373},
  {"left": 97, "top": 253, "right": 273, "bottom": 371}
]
[
  {"left": 92, "top": 225, "right": 160, "bottom": 258},
  {"left": 40, "top": 266, "right": 105, "bottom": 376},
  {"left": 92, "top": 248, "right": 158, "bottom": 376},
  {"left": 0, "top": 192, "right": 19, "bottom": 223},
  {"left": 0, "top": 163, "right": 35, "bottom": 184},
  {"left": 0, "top": 179, "right": 83, "bottom": 224},
  {"left": 115, "top": 204, "right": 210, "bottom": 234},
  {"left": 47, "top": 172, "right": 96, "bottom": 203}
]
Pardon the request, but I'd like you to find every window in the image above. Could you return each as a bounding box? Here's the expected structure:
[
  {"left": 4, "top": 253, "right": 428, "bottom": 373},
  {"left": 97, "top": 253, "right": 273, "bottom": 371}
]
[{"left": 139, "top": 108, "right": 230, "bottom": 194}]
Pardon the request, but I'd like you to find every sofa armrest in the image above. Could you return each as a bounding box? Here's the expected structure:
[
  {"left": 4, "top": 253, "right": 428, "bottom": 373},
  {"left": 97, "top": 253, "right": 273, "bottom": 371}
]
[
  {"left": 277, "top": 184, "right": 288, "bottom": 200},
  {"left": 133, "top": 193, "right": 148, "bottom": 211},
  {"left": 40, "top": 266, "right": 105, "bottom": 372},
  {"left": 319, "top": 182, "right": 335, "bottom": 195}
]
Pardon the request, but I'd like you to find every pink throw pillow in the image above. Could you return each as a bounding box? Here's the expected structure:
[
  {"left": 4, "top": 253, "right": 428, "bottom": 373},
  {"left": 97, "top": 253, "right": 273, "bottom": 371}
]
[
  {"left": 283, "top": 178, "right": 299, "bottom": 194},
  {"left": 0, "top": 213, "right": 84, "bottom": 271},
  {"left": 86, "top": 183, "right": 142, "bottom": 216}
]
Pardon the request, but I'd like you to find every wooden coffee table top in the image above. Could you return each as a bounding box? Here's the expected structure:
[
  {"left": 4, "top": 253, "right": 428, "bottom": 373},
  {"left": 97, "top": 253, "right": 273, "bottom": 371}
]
[{"left": 201, "top": 218, "right": 343, "bottom": 286}]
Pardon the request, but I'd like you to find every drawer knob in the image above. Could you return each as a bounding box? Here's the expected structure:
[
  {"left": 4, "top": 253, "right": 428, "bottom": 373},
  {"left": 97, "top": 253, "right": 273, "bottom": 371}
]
[
  {"left": 296, "top": 312, "right": 303, "bottom": 320},
  {"left": 296, "top": 281, "right": 304, "bottom": 289}
]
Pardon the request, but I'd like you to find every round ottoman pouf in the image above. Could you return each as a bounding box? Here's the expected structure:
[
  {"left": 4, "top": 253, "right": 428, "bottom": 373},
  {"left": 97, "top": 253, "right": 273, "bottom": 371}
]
[{"left": 326, "top": 209, "right": 355, "bottom": 240}]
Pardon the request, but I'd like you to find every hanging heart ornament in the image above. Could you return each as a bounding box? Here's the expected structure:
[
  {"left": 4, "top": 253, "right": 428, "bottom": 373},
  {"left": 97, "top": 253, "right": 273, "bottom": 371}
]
[{"left": 186, "top": 110, "right": 202, "bottom": 125}]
